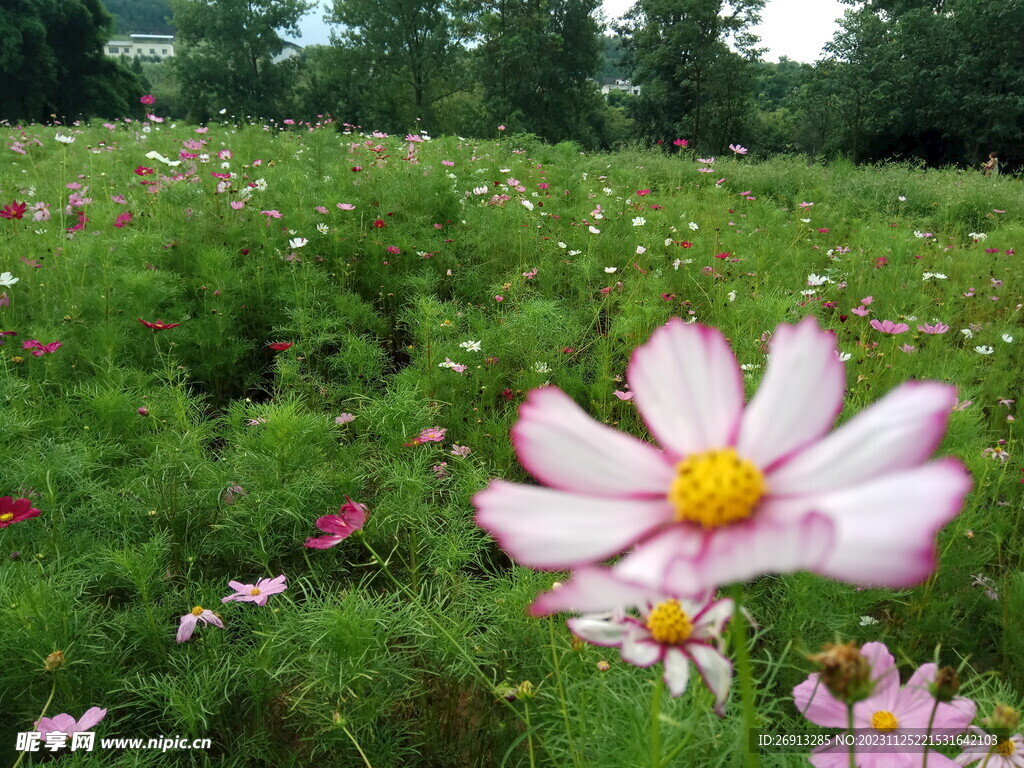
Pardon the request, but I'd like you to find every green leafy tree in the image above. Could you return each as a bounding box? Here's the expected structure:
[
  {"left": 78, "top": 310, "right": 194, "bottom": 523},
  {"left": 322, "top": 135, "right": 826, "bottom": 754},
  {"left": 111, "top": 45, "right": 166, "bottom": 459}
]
[
  {"left": 103, "top": 0, "right": 175, "bottom": 34},
  {"left": 169, "top": 0, "right": 311, "bottom": 121},
  {"left": 0, "top": 0, "right": 141, "bottom": 121},
  {"left": 473, "top": 0, "right": 605, "bottom": 146},
  {"left": 328, "top": 0, "right": 472, "bottom": 130},
  {"left": 617, "top": 0, "right": 764, "bottom": 150}
]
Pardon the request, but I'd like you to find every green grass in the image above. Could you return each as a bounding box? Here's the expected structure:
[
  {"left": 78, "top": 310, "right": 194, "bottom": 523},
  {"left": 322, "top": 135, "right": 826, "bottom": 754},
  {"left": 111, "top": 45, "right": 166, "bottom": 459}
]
[{"left": 0, "top": 120, "right": 1021, "bottom": 767}]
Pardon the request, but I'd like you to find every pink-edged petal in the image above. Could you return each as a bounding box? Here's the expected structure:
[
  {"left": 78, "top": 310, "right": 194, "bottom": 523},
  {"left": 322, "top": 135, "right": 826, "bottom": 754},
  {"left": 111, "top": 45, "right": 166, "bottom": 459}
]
[
  {"left": 690, "top": 598, "right": 735, "bottom": 644},
  {"left": 627, "top": 319, "right": 744, "bottom": 457},
  {"left": 793, "top": 674, "right": 849, "bottom": 728},
  {"left": 530, "top": 566, "right": 663, "bottom": 617},
  {"left": 661, "top": 647, "right": 692, "bottom": 697},
  {"left": 620, "top": 625, "right": 662, "bottom": 667},
  {"left": 567, "top": 616, "right": 630, "bottom": 648},
  {"left": 512, "top": 387, "right": 676, "bottom": 496},
  {"left": 474, "top": 480, "right": 672, "bottom": 569},
  {"left": 737, "top": 317, "right": 845, "bottom": 470},
  {"left": 201, "top": 610, "right": 225, "bottom": 629},
  {"left": 74, "top": 707, "right": 107, "bottom": 732},
  {"left": 176, "top": 614, "right": 199, "bottom": 643},
  {"left": 615, "top": 526, "right": 707, "bottom": 592},
  {"left": 768, "top": 381, "right": 957, "bottom": 496},
  {"left": 809, "top": 458, "right": 971, "bottom": 587},
  {"left": 304, "top": 534, "right": 344, "bottom": 549},
  {"left": 685, "top": 642, "right": 733, "bottom": 715},
  {"left": 661, "top": 513, "right": 835, "bottom": 596}
]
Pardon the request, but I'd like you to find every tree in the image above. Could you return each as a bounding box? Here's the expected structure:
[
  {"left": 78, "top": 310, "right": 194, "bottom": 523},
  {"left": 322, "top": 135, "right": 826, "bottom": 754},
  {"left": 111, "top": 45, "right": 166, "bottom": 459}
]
[
  {"left": 616, "top": 0, "right": 765, "bottom": 150},
  {"left": 103, "top": 0, "right": 175, "bottom": 35},
  {"left": 0, "top": 0, "right": 141, "bottom": 122},
  {"left": 473, "top": 0, "right": 605, "bottom": 146},
  {"left": 328, "top": 0, "right": 472, "bottom": 130},
  {"left": 169, "top": 0, "right": 311, "bottom": 120}
]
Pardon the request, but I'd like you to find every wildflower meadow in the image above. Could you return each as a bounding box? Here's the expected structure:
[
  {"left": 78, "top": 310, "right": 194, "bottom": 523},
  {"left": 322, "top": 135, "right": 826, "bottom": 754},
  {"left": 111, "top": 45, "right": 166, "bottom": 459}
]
[{"left": 2, "top": 111, "right": 1023, "bottom": 768}]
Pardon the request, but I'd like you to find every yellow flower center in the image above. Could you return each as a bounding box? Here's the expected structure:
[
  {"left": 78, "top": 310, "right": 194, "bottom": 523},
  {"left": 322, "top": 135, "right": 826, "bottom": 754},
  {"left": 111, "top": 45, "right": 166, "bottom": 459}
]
[
  {"left": 0, "top": 513, "right": 13, "bottom": 522},
  {"left": 996, "top": 740, "right": 1015, "bottom": 757},
  {"left": 249, "top": 588, "right": 261, "bottom": 596},
  {"left": 191, "top": 606, "right": 204, "bottom": 616},
  {"left": 646, "top": 599, "right": 693, "bottom": 645},
  {"left": 668, "top": 448, "right": 766, "bottom": 528},
  {"left": 871, "top": 711, "right": 899, "bottom": 731}
]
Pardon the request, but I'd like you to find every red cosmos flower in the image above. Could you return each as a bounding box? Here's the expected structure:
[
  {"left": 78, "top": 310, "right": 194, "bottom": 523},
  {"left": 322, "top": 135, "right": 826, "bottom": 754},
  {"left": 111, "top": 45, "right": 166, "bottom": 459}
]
[
  {"left": 681, "top": 241, "right": 693, "bottom": 248},
  {"left": 139, "top": 94, "right": 156, "bottom": 105},
  {"left": 113, "top": 211, "right": 132, "bottom": 228},
  {"left": 373, "top": 219, "right": 385, "bottom": 228},
  {"left": 0, "top": 496, "right": 41, "bottom": 528},
  {"left": 0, "top": 201, "right": 27, "bottom": 220},
  {"left": 636, "top": 189, "right": 651, "bottom": 196},
  {"left": 135, "top": 166, "right": 155, "bottom": 176},
  {"left": 138, "top": 319, "right": 182, "bottom": 332},
  {"left": 22, "top": 339, "right": 62, "bottom": 357},
  {"left": 304, "top": 497, "right": 368, "bottom": 549},
  {"left": 267, "top": 342, "right": 293, "bottom": 351}
]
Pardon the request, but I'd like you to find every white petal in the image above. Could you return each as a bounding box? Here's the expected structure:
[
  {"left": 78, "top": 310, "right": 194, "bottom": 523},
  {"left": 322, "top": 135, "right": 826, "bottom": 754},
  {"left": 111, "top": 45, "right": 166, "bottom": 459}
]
[
  {"left": 768, "top": 382, "right": 957, "bottom": 495},
  {"left": 614, "top": 526, "right": 707, "bottom": 593},
  {"left": 530, "top": 566, "right": 664, "bottom": 616},
  {"left": 621, "top": 626, "right": 662, "bottom": 667},
  {"left": 738, "top": 317, "right": 845, "bottom": 470},
  {"left": 685, "top": 643, "right": 733, "bottom": 715},
  {"left": 661, "top": 647, "right": 692, "bottom": 697},
  {"left": 567, "top": 616, "right": 629, "bottom": 648},
  {"left": 512, "top": 387, "right": 675, "bottom": 496},
  {"left": 627, "top": 319, "right": 744, "bottom": 458},
  {"left": 474, "top": 481, "right": 672, "bottom": 569}
]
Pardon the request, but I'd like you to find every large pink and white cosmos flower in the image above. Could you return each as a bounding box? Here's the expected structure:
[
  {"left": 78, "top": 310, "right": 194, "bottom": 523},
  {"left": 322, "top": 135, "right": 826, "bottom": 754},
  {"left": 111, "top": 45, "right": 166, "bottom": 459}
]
[
  {"left": 475, "top": 317, "right": 970, "bottom": 594},
  {"left": 532, "top": 567, "right": 734, "bottom": 713}
]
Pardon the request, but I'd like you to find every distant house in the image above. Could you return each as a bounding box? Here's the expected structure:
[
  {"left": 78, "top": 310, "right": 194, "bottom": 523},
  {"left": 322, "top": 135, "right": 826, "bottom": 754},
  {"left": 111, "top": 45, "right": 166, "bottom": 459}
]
[
  {"left": 271, "top": 41, "right": 303, "bottom": 64},
  {"left": 600, "top": 79, "right": 641, "bottom": 96},
  {"left": 106, "top": 34, "right": 176, "bottom": 60}
]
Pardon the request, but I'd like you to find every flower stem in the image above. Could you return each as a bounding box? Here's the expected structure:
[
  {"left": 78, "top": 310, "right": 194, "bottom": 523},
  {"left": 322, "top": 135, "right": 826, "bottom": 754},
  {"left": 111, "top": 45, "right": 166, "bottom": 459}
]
[
  {"left": 547, "top": 618, "right": 582, "bottom": 768},
  {"left": 13, "top": 677, "right": 58, "bottom": 768},
  {"left": 650, "top": 676, "right": 664, "bottom": 768},
  {"left": 922, "top": 697, "right": 940, "bottom": 768},
  {"left": 848, "top": 702, "right": 856, "bottom": 768},
  {"left": 729, "top": 585, "right": 759, "bottom": 768}
]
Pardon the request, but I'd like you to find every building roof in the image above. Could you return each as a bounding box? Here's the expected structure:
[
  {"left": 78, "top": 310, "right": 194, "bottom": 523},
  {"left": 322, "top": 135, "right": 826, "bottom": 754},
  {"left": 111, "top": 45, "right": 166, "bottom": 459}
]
[{"left": 130, "top": 34, "right": 175, "bottom": 41}]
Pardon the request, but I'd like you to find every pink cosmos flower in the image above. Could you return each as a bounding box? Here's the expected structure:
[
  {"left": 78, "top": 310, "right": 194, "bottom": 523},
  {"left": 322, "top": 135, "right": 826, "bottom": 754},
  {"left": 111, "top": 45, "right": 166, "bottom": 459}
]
[
  {"left": 532, "top": 568, "right": 733, "bottom": 713},
  {"left": 451, "top": 444, "right": 471, "bottom": 457},
  {"left": 176, "top": 606, "right": 224, "bottom": 642},
  {"left": 113, "top": 211, "right": 132, "bottom": 228},
  {"left": 673, "top": 138, "right": 689, "bottom": 147},
  {"left": 870, "top": 319, "right": 910, "bottom": 335},
  {"left": 613, "top": 390, "right": 634, "bottom": 401},
  {"left": 475, "top": 317, "right": 970, "bottom": 594},
  {"left": 230, "top": 201, "right": 245, "bottom": 210},
  {"left": 221, "top": 574, "right": 287, "bottom": 606},
  {"left": 22, "top": 339, "right": 62, "bottom": 357},
  {"left": 956, "top": 733, "right": 1024, "bottom": 767},
  {"left": 37, "top": 707, "right": 107, "bottom": 735},
  {"left": 337, "top": 203, "right": 355, "bottom": 210},
  {"left": 794, "top": 642, "right": 976, "bottom": 768},
  {"left": 0, "top": 496, "right": 41, "bottom": 528},
  {"left": 729, "top": 144, "right": 748, "bottom": 155},
  {"left": 139, "top": 94, "right": 156, "bottom": 105},
  {"left": 335, "top": 413, "right": 356, "bottom": 425},
  {"left": 304, "top": 497, "right": 368, "bottom": 549},
  {"left": 918, "top": 323, "right": 950, "bottom": 334}
]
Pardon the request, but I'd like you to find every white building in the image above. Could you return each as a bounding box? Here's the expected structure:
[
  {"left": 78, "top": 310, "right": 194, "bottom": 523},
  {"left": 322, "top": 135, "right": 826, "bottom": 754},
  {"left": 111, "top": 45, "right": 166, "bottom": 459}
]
[
  {"left": 600, "top": 79, "right": 641, "bottom": 96},
  {"left": 106, "top": 34, "right": 176, "bottom": 60},
  {"left": 271, "top": 41, "right": 303, "bottom": 64}
]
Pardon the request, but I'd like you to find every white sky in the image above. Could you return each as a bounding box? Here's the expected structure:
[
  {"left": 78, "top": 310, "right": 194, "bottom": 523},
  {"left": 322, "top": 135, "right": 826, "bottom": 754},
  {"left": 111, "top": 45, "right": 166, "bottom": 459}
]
[{"left": 296, "top": 0, "right": 846, "bottom": 64}]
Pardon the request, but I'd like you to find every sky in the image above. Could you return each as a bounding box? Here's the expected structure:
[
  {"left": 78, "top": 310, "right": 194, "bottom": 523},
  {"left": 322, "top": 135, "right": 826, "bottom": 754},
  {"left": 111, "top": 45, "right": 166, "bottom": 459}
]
[{"left": 295, "top": 0, "right": 847, "bottom": 64}]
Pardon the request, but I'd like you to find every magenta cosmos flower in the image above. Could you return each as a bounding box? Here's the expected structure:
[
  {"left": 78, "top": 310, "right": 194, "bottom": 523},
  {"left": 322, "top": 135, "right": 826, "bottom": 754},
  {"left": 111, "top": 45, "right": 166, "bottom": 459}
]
[
  {"left": 36, "top": 707, "right": 107, "bottom": 734},
  {"left": 176, "top": 606, "right": 224, "bottom": 642},
  {"left": 532, "top": 567, "right": 733, "bottom": 713},
  {"left": 870, "top": 319, "right": 910, "bottom": 335},
  {"left": 222, "top": 574, "right": 286, "bottom": 606},
  {"left": 474, "top": 317, "right": 970, "bottom": 594},
  {"left": 0, "top": 496, "right": 41, "bottom": 528},
  {"left": 304, "top": 497, "right": 367, "bottom": 549},
  {"left": 794, "top": 642, "right": 976, "bottom": 768}
]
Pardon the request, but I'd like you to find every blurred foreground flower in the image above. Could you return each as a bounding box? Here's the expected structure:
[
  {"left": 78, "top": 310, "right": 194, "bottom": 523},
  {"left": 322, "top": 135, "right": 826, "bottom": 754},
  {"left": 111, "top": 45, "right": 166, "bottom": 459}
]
[{"left": 475, "top": 317, "right": 970, "bottom": 594}]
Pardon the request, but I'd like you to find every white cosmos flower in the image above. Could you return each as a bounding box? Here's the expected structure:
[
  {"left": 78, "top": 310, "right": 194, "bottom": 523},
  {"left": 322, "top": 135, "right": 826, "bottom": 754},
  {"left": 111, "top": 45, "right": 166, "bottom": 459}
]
[
  {"left": 800, "top": 218, "right": 812, "bottom": 223},
  {"left": 922, "top": 273, "right": 947, "bottom": 280},
  {"left": 589, "top": 226, "right": 601, "bottom": 234},
  {"left": 633, "top": 217, "right": 646, "bottom": 226},
  {"left": 688, "top": 222, "right": 699, "bottom": 231},
  {"left": 807, "top": 274, "right": 830, "bottom": 286},
  {"left": 836, "top": 351, "right": 852, "bottom": 362},
  {"left": 605, "top": 267, "right": 617, "bottom": 273},
  {"left": 728, "top": 291, "right": 737, "bottom": 302},
  {"left": 533, "top": 362, "right": 550, "bottom": 374},
  {"left": 460, "top": 340, "right": 482, "bottom": 352},
  {"left": 961, "top": 329, "right": 974, "bottom": 339},
  {"left": 1002, "top": 334, "right": 1014, "bottom": 343},
  {"left": 0, "top": 272, "right": 19, "bottom": 287},
  {"left": 289, "top": 238, "right": 308, "bottom": 249},
  {"left": 975, "top": 346, "right": 994, "bottom": 355},
  {"left": 55, "top": 134, "right": 75, "bottom": 144},
  {"left": 521, "top": 199, "right": 534, "bottom": 211},
  {"left": 316, "top": 224, "right": 330, "bottom": 234},
  {"left": 636, "top": 245, "right": 647, "bottom": 255}
]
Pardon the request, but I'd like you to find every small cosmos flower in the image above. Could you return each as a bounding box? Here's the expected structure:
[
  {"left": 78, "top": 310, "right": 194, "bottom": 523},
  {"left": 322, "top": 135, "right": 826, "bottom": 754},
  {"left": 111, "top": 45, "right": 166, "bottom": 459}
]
[
  {"left": 177, "top": 606, "right": 224, "bottom": 642},
  {"left": 304, "top": 498, "right": 368, "bottom": 549},
  {"left": 221, "top": 575, "right": 287, "bottom": 606}
]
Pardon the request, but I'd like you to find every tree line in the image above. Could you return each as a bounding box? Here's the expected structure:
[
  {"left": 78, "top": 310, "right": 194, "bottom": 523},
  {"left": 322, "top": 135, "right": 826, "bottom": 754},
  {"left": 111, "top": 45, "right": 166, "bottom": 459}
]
[{"left": 2, "top": 0, "right": 1022, "bottom": 166}]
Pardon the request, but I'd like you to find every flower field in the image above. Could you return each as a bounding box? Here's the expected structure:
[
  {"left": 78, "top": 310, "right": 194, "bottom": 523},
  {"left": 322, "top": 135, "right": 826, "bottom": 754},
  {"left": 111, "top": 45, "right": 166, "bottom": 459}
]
[{"left": 1, "top": 116, "right": 1023, "bottom": 767}]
